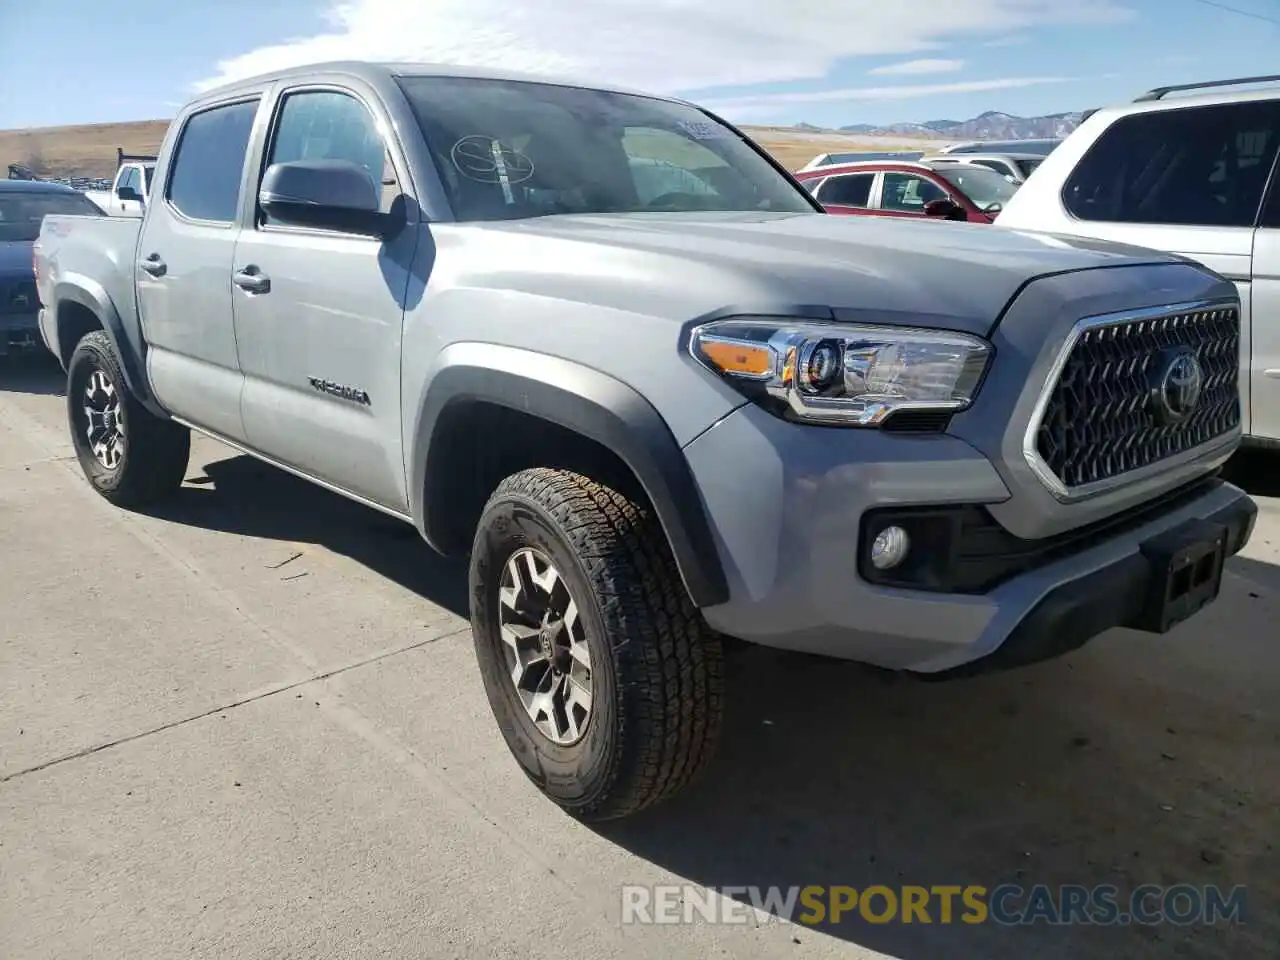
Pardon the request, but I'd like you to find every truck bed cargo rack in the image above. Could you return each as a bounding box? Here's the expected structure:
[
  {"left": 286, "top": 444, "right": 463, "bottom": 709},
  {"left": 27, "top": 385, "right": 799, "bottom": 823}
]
[{"left": 116, "top": 148, "right": 158, "bottom": 168}]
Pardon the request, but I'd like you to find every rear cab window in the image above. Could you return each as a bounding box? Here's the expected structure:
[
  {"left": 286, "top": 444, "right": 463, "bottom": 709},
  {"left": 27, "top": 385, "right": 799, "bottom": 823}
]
[
  {"left": 165, "top": 99, "right": 260, "bottom": 223},
  {"left": 1063, "top": 100, "right": 1280, "bottom": 227}
]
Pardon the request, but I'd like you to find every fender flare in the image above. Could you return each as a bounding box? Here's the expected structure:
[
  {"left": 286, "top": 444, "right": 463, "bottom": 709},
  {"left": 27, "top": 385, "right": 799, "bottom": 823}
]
[
  {"left": 54, "top": 275, "right": 162, "bottom": 415},
  {"left": 410, "top": 342, "right": 730, "bottom": 608}
]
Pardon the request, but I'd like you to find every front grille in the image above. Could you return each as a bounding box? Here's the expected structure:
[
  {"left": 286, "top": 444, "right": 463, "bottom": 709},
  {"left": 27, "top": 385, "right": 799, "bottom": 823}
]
[
  {"left": 1, "top": 279, "right": 37, "bottom": 315},
  {"left": 1033, "top": 304, "right": 1239, "bottom": 492}
]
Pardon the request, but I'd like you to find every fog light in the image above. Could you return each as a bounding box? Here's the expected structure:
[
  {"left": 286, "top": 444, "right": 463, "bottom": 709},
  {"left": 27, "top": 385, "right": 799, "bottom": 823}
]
[{"left": 870, "top": 525, "right": 911, "bottom": 570}]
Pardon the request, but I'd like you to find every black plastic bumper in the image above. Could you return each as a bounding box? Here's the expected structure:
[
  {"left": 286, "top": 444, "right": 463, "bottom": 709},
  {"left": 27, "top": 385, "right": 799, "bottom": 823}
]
[{"left": 929, "top": 490, "right": 1259, "bottom": 679}]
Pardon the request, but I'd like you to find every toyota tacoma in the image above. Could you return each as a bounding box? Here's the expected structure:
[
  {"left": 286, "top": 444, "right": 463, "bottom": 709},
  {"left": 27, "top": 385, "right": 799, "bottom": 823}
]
[{"left": 34, "top": 61, "right": 1257, "bottom": 820}]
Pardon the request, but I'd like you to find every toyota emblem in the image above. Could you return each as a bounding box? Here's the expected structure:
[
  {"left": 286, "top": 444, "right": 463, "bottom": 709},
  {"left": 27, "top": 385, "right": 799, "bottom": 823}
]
[{"left": 1151, "top": 348, "right": 1204, "bottom": 425}]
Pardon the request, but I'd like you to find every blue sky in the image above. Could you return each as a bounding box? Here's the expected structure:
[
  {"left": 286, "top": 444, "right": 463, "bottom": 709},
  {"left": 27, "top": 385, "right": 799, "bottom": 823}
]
[{"left": 0, "top": 0, "right": 1276, "bottom": 131}]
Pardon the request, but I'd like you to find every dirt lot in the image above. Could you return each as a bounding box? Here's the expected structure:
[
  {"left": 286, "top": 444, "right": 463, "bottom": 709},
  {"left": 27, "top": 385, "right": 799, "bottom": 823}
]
[
  {"left": 0, "top": 118, "right": 939, "bottom": 178},
  {"left": 1, "top": 352, "right": 1276, "bottom": 960}
]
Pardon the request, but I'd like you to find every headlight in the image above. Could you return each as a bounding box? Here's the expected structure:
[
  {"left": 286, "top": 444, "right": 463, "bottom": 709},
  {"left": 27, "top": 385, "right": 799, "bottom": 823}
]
[{"left": 689, "top": 318, "right": 992, "bottom": 427}]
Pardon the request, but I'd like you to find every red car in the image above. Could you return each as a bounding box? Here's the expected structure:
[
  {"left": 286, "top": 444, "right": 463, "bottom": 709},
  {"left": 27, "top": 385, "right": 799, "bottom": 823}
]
[{"left": 792, "top": 160, "right": 1018, "bottom": 223}]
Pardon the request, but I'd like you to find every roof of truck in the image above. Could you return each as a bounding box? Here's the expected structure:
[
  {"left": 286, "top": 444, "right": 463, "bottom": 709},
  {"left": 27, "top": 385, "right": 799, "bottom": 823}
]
[
  {"left": 0, "top": 179, "right": 78, "bottom": 194},
  {"left": 194, "top": 60, "right": 675, "bottom": 104}
]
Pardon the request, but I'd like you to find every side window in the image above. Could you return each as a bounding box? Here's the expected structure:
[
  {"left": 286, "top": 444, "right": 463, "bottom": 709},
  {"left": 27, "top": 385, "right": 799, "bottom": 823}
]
[
  {"left": 969, "top": 159, "right": 1006, "bottom": 175},
  {"left": 879, "top": 173, "right": 945, "bottom": 212},
  {"left": 815, "top": 173, "right": 873, "bottom": 207},
  {"left": 118, "top": 167, "right": 139, "bottom": 194},
  {"left": 166, "top": 99, "right": 260, "bottom": 223},
  {"left": 262, "top": 89, "right": 400, "bottom": 226},
  {"left": 1063, "top": 101, "right": 1280, "bottom": 227},
  {"left": 1017, "top": 158, "right": 1042, "bottom": 179}
]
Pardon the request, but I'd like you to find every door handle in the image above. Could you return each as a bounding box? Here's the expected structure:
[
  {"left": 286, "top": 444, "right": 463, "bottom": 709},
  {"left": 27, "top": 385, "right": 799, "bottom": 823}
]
[
  {"left": 139, "top": 254, "right": 166, "bottom": 277},
  {"left": 233, "top": 266, "right": 271, "bottom": 295}
]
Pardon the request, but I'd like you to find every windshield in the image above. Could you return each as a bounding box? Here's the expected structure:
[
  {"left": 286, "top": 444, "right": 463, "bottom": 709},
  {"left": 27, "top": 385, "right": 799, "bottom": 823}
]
[
  {"left": 395, "top": 76, "right": 816, "bottom": 221},
  {"left": 1015, "top": 158, "right": 1042, "bottom": 178},
  {"left": 933, "top": 165, "right": 1019, "bottom": 212},
  {"left": 0, "top": 191, "right": 101, "bottom": 242}
]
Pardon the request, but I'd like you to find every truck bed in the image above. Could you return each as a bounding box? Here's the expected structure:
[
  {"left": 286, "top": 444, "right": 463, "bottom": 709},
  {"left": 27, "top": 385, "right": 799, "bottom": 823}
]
[{"left": 36, "top": 214, "right": 141, "bottom": 362}]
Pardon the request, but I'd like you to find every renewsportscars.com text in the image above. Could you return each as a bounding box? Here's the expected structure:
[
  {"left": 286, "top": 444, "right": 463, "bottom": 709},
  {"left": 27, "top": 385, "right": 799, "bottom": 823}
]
[{"left": 620, "top": 883, "right": 1247, "bottom": 927}]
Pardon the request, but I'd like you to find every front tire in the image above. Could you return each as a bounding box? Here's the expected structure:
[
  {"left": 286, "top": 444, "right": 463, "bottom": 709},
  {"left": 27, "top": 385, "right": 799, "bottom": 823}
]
[
  {"left": 469, "top": 467, "right": 725, "bottom": 821},
  {"left": 66, "top": 331, "right": 190, "bottom": 508}
]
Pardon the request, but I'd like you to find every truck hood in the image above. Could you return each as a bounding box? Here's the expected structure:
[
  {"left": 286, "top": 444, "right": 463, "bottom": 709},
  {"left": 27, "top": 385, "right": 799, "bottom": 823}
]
[{"left": 487, "top": 211, "right": 1182, "bottom": 334}]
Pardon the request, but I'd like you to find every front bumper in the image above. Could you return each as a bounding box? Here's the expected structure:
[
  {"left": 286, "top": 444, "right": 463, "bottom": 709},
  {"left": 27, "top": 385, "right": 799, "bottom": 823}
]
[{"left": 683, "top": 402, "right": 1256, "bottom": 674}]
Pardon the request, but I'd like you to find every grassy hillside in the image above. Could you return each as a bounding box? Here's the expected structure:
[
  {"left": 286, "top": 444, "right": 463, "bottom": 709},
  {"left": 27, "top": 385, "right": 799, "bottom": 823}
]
[
  {"left": 1, "top": 120, "right": 171, "bottom": 179},
  {"left": 0, "top": 118, "right": 947, "bottom": 179}
]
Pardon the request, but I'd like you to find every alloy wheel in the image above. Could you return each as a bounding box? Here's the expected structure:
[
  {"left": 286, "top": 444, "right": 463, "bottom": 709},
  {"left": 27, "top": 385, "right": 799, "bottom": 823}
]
[
  {"left": 83, "top": 369, "right": 125, "bottom": 469},
  {"left": 497, "top": 547, "right": 595, "bottom": 745}
]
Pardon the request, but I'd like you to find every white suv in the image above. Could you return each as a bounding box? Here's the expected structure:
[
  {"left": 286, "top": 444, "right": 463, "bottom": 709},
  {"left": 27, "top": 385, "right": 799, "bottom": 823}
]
[{"left": 995, "top": 75, "right": 1280, "bottom": 446}]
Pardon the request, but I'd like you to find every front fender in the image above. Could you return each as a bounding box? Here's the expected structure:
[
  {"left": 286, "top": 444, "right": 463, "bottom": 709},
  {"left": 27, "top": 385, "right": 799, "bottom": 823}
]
[
  {"left": 409, "top": 342, "right": 730, "bottom": 608},
  {"left": 54, "top": 274, "right": 162, "bottom": 416}
]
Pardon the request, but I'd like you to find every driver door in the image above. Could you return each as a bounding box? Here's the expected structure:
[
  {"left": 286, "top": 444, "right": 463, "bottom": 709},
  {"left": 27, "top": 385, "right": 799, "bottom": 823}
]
[{"left": 231, "top": 83, "right": 418, "bottom": 513}]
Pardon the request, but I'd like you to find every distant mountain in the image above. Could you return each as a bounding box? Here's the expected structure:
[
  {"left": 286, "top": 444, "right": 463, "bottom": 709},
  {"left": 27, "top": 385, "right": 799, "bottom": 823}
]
[{"left": 836, "top": 110, "right": 1084, "bottom": 142}]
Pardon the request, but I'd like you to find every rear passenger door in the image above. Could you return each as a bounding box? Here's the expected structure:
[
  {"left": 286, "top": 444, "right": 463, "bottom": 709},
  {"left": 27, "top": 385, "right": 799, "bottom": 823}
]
[
  {"left": 231, "top": 83, "right": 417, "bottom": 513},
  {"left": 1058, "top": 100, "right": 1280, "bottom": 438},
  {"left": 137, "top": 96, "right": 262, "bottom": 442},
  {"left": 811, "top": 171, "right": 875, "bottom": 214}
]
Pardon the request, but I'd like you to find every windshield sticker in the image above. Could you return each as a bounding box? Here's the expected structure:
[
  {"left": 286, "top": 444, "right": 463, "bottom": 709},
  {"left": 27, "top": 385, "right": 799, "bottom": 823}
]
[
  {"left": 677, "top": 119, "right": 727, "bottom": 140},
  {"left": 450, "top": 136, "right": 535, "bottom": 191}
]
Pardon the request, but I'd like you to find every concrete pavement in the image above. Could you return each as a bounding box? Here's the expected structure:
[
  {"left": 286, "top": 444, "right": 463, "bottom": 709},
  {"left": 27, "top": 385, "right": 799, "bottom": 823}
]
[{"left": 2, "top": 354, "right": 1277, "bottom": 960}]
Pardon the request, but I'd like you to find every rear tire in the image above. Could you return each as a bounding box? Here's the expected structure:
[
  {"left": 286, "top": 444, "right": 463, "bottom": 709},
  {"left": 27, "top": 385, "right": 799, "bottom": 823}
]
[
  {"left": 66, "top": 331, "right": 190, "bottom": 508},
  {"left": 469, "top": 467, "right": 725, "bottom": 821}
]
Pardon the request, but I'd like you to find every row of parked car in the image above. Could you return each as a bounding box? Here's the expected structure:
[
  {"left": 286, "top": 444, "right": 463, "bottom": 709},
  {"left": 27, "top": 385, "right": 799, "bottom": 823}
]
[{"left": 794, "top": 139, "right": 1057, "bottom": 222}]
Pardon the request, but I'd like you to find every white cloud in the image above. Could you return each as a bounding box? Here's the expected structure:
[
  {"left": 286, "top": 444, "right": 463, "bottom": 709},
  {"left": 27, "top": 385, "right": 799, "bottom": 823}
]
[
  {"left": 701, "top": 76, "right": 1072, "bottom": 116},
  {"left": 868, "top": 58, "right": 965, "bottom": 76},
  {"left": 983, "top": 35, "right": 1029, "bottom": 47},
  {"left": 194, "top": 0, "right": 1131, "bottom": 96}
]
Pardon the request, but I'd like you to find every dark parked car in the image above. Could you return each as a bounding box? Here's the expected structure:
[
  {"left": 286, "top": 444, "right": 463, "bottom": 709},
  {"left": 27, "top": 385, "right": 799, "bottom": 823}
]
[
  {"left": 793, "top": 160, "right": 1019, "bottom": 223},
  {"left": 1, "top": 180, "right": 102, "bottom": 355}
]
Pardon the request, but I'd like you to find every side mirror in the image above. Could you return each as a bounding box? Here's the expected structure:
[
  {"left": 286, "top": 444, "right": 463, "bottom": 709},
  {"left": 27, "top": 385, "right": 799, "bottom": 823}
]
[
  {"left": 923, "top": 198, "right": 965, "bottom": 221},
  {"left": 117, "top": 185, "right": 143, "bottom": 203},
  {"left": 259, "top": 159, "right": 401, "bottom": 238}
]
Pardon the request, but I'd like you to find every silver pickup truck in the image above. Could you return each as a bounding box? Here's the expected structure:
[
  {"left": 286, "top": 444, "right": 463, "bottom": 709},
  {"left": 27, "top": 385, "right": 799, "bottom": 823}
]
[{"left": 35, "top": 61, "right": 1258, "bottom": 820}]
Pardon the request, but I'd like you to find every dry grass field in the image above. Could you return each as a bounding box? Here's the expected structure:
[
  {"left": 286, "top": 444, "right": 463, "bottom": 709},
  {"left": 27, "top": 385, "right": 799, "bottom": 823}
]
[
  {"left": 0, "top": 120, "right": 171, "bottom": 179},
  {"left": 1, "top": 118, "right": 950, "bottom": 180}
]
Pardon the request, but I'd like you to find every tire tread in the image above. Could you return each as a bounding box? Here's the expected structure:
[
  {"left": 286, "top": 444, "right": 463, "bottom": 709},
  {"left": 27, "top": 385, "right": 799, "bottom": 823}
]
[
  {"left": 487, "top": 466, "right": 724, "bottom": 820},
  {"left": 68, "top": 331, "right": 189, "bottom": 508}
]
